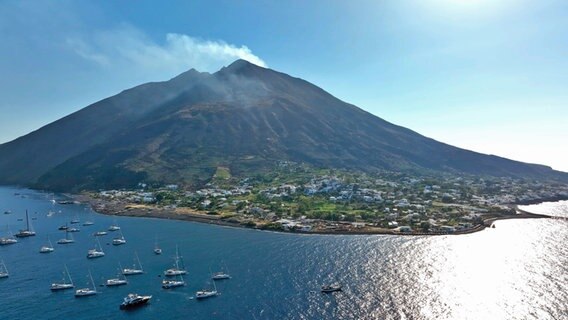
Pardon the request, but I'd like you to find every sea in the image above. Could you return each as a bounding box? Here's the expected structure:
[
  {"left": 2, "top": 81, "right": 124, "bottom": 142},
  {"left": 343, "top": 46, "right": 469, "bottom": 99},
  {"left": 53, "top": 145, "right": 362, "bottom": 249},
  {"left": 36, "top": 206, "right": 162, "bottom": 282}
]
[{"left": 0, "top": 185, "right": 566, "bottom": 320}]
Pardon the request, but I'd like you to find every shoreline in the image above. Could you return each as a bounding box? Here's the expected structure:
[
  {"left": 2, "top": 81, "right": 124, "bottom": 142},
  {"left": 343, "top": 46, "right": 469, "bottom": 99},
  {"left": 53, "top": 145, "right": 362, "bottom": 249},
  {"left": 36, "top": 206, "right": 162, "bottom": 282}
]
[{"left": 69, "top": 193, "right": 565, "bottom": 236}]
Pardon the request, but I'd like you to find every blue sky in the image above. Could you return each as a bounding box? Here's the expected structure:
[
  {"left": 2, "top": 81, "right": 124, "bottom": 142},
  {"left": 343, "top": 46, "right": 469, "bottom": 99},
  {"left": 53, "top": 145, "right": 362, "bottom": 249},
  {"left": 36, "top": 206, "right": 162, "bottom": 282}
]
[{"left": 1, "top": 0, "right": 567, "bottom": 171}]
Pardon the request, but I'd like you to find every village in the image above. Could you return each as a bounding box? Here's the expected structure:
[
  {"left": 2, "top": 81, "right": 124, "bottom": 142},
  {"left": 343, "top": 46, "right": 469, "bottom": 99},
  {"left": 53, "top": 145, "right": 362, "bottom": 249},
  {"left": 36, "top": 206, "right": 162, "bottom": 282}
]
[{"left": 89, "top": 162, "right": 568, "bottom": 235}]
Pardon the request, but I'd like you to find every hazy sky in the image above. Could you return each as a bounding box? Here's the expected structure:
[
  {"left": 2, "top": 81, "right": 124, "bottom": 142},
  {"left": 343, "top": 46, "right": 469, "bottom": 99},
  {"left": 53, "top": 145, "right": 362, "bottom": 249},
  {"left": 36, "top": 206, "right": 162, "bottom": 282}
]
[{"left": 1, "top": 0, "right": 567, "bottom": 172}]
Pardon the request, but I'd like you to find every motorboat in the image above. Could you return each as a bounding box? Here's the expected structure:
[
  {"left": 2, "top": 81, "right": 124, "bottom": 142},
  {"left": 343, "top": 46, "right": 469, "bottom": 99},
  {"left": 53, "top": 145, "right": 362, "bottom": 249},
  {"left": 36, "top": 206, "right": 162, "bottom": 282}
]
[
  {"left": 119, "top": 293, "right": 152, "bottom": 310},
  {"left": 321, "top": 284, "right": 342, "bottom": 293}
]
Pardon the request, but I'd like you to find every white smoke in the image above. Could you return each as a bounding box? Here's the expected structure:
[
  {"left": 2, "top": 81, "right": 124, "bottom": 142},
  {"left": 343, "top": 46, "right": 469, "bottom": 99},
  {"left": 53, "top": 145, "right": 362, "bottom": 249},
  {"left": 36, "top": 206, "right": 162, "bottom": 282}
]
[{"left": 66, "top": 25, "right": 267, "bottom": 73}]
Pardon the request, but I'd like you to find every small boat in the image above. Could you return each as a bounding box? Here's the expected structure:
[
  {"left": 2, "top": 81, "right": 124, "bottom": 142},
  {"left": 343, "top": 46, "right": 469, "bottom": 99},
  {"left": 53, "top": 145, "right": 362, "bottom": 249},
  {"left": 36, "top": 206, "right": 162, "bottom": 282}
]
[
  {"left": 153, "top": 237, "right": 162, "bottom": 255},
  {"left": 106, "top": 266, "right": 128, "bottom": 287},
  {"left": 164, "top": 246, "right": 187, "bottom": 276},
  {"left": 119, "top": 293, "right": 152, "bottom": 310},
  {"left": 51, "top": 265, "right": 74, "bottom": 291},
  {"left": 122, "top": 252, "right": 144, "bottom": 275},
  {"left": 94, "top": 231, "right": 107, "bottom": 236},
  {"left": 68, "top": 227, "right": 80, "bottom": 233},
  {"left": 87, "top": 238, "right": 105, "bottom": 259},
  {"left": 58, "top": 224, "right": 69, "bottom": 231},
  {"left": 75, "top": 271, "right": 97, "bottom": 297},
  {"left": 112, "top": 231, "right": 127, "bottom": 246},
  {"left": 57, "top": 231, "right": 75, "bottom": 244},
  {"left": 321, "top": 284, "right": 342, "bottom": 293},
  {"left": 47, "top": 211, "right": 55, "bottom": 217},
  {"left": 15, "top": 210, "right": 36, "bottom": 238},
  {"left": 40, "top": 236, "right": 55, "bottom": 253},
  {"left": 195, "top": 280, "right": 218, "bottom": 299},
  {"left": 0, "top": 260, "right": 9, "bottom": 278},
  {"left": 3, "top": 210, "right": 11, "bottom": 215}
]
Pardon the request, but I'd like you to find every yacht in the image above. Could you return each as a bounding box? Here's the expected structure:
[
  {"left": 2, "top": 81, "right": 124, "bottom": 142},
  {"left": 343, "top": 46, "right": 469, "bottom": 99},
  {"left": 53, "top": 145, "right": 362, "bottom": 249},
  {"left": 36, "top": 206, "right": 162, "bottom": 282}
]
[
  {"left": 87, "top": 238, "right": 105, "bottom": 259},
  {"left": 15, "top": 210, "right": 36, "bottom": 238},
  {"left": 112, "top": 231, "right": 127, "bottom": 246},
  {"left": 75, "top": 271, "right": 97, "bottom": 297},
  {"left": 39, "top": 236, "right": 55, "bottom": 253},
  {"left": 321, "top": 284, "right": 342, "bottom": 293},
  {"left": 195, "top": 281, "right": 218, "bottom": 299},
  {"left": 122, "top": 252, "right": 144, "bottom": 275},
  {"left": 51, "top": 265, "right": 74, "bottom": 291},
  {"left": 164, "top": 246, "right": 187, "bottom": 276},
  {"left": 0, "top": 260, "right": 9, "bottom": 278},
  {"left": 57, "top": 231, "right": 75, "bottom": 244},
  {"left": 119, "top": 293, "right": 152, "bottom": 310}
]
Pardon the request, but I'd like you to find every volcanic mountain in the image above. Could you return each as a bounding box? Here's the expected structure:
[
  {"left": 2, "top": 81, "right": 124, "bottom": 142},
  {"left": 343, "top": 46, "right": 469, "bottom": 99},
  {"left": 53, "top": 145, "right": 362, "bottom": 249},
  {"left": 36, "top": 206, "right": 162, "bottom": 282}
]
[{"left": 0, "top": 59, "right": 565, "bottom": 191}]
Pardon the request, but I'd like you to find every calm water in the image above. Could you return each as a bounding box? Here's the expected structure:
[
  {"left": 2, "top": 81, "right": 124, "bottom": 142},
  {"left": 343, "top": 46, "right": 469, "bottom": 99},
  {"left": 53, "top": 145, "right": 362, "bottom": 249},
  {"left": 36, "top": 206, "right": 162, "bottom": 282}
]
[{"left": 0, "top": 186, "right": 566, "bottom": 320}]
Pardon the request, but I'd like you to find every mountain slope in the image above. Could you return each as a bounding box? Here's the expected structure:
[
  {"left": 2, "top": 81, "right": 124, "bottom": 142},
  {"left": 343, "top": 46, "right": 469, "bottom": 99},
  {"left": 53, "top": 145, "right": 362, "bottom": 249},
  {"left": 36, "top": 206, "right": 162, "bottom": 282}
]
[{"left": 0, "top": 60, "right": 566, "bottom": 191}]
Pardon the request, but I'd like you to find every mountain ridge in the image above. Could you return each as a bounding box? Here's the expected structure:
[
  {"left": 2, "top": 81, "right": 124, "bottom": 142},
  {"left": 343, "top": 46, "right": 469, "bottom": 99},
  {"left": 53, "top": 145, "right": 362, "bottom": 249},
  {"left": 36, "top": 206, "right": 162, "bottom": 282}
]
[{"left": 0, "top": 59, "right": 566, "bottom": 191}]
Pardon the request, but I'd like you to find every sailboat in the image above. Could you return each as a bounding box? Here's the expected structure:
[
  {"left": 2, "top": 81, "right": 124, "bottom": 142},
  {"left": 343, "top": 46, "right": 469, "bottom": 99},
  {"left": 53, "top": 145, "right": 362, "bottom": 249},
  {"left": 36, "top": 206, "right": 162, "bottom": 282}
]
[
  {"left": 0, "top": 227, "right": 18, "bottom": 245},
  {"left": 39, "top": 236, "right": 55, "bottom": 253},
  {"left": 212, "top": 263, "right": 231, "bottom": 280},
  {"left": 153, "top": 236, "right": 162, "bottom": 255},
  {"left": 14, "top": 210, "right": 36, "bottom": 238},
  {"left": 0, "top": 260, "right": 9, "bottom": 278},
  {"left": 51, "top": 265, "right": 74, "bottom": 291},
  {"left": 57, "top": 230, "right": 75, "bottom": 244},
  {"left": 162, "top": 258, "right": 185, "bottom": 289},
  {"left": 108, "top": 219, "right": 120, "bottom": 231},
  {"left": 82, "top": 213, "right": 94, "bottom": 226},
  {"left": 122, "top": 252, "right": 144, "bottom": 275},
  {"left": 75, "top": 271, "right": 97, "bottom": 297},
  {"left": 70, "top": 215, "right": 80, "bottom": 224},
  {"left": 106, "top": 264, "right": 128, "bottom": 286},
  {"left": 112, "top": 230, "right": 127, "bottom": 245},
  {"left": 164, "top": 246, "right": 187, "bottom": 276},
  {"left": 195, "top": 279, "right": 219, "bottom": 299},
  {"left": 87, "top": 238, "right": 105, "bottom": 258}
]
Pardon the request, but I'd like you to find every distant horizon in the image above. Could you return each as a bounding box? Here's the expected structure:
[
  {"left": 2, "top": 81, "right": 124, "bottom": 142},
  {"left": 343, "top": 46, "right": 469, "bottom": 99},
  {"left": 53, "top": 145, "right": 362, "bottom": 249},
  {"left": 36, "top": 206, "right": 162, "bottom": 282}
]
[{"left": 1, "top": 1, "right": 566, "bottom": 172}]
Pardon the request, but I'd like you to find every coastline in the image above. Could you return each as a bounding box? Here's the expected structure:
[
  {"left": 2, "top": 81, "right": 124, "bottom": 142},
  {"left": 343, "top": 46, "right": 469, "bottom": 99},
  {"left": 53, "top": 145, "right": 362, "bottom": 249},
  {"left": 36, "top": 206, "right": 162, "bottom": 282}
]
[{"left": 70, "top": 193, "right": 563, "bottom": 236}]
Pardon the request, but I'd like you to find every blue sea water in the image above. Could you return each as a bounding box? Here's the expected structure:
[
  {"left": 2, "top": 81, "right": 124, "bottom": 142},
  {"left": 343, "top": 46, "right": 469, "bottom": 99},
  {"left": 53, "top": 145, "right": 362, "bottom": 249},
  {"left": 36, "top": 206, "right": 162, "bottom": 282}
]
[{"left": 0, "top": 186, "right": 567, "bottom": 320}]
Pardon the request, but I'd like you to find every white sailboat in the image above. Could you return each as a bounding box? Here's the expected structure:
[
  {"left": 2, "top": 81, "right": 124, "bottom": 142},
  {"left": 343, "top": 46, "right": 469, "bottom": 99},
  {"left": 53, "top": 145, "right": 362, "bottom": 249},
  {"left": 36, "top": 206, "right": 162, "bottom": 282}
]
[
  {"left": 0, "top": 227, "right": 18, "bottom": 245},
  {"left": 112, "top": 230, "right": 127, "bottom": 245},
  {"left": 164, "top": 246, "right": 186, "bottom": 276},
  {"left": 212, "top": 262, "right": 231, "bottom": 280},
  {"left": 0, "top": 260, "right": 9, "bottom": 278},
  {"left": 87, "top": 238, "right": 105, "bottom": 259},
  {"left": 51, "top": 265, "right": 74, "bottom": 291},
  {"left": 122, "top": 252, "right": 144, "bottom": 275},
  {"left": 106, "top": 265, "right": 128, "bottom": 286},
  {"left": 57, "top": 230, "right": 75, "bottom": 244},
  {"left": 75, "top": 271, "right": 97, "bottom": 297},
  {"left": 162, "top": 252, "right": 186, "bottom": 289},
  {"left": 195, "top": 280, "right": 219, "bottom": 299},
  {"left": 39, "top": 236, "right": 55, "bottom": 253},
  {"left": 108, "top": 219, "right": 120, "bottom": 231}
]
